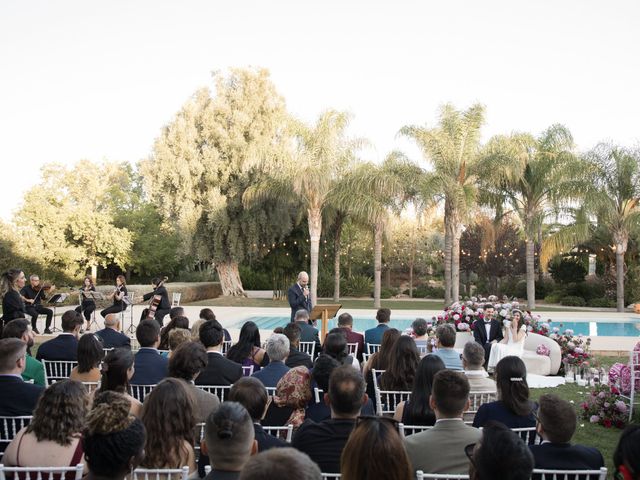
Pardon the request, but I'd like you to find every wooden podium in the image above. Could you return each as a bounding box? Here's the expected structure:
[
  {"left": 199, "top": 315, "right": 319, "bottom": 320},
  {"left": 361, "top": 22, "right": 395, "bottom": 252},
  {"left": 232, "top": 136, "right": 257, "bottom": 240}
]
[{"left": 309, "top": 304, "right": 342, "bottom": 340}]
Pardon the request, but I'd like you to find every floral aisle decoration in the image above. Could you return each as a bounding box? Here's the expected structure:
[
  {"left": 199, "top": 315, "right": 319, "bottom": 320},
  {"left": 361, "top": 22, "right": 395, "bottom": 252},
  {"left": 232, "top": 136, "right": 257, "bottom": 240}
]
[
  {"left": 580, "top": 383, "right": 628, "bottom": 429},
  {"left": 608, "top": 341, "right": 640, "bottom": 395},
  {"left": 551, "top": 330, "right": 592, "bottom": 375}
]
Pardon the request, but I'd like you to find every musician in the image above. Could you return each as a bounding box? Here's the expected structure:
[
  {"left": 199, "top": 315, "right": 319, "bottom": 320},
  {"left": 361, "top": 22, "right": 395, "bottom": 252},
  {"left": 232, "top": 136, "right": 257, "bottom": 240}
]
[
  {"left": 142, "top": 277, "right": 171, "bottom": 326},
  {"left": 20, "top": 275, "right": 54, "bottom": 335},
  {"left": 75, "top": 276, "right": 97, "bottom": 331},
  {"left": 100, "top": 275, "right": 128, "bottom": 319},
  {"left": 0, "top": 269, "right": 27, "bottom": 330}
]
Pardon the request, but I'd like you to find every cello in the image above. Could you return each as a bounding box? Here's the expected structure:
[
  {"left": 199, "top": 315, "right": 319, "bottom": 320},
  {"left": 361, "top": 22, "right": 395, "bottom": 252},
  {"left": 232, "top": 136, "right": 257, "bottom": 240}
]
[{"left": 142, "top": 276, "right": 168, "bottom": 321}]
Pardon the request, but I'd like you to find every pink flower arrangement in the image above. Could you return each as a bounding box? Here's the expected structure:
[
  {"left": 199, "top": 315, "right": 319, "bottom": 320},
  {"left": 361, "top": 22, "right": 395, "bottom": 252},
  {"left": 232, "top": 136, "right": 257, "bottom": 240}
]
[
  {"left": 536, "top": 344, "right": 551, "bottom": 356},
  {"left": 580, "top": 383, "right": 628, "bottom": 429}
]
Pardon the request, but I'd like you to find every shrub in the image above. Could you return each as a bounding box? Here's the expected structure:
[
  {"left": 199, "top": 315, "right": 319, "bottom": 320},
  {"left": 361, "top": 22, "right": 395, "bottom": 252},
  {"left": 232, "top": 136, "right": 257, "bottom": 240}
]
[
  {"left": 238, "top": 266, "right": 271, "bottom": 290},
  {"left": 316, "top": 273, "right": 335, "bottom": 298},
  {"left": 379, "top": 287, "right": 396, "bottom": 299},
  {"left": 566, "top": 281, "right": 606, "bottom": 301},
  {"left": 560, "top": 295, "right": 587, "bottom": 307},
  {"left": 549, "top": 257, "right": 587, "bottom": 284},
  {"left": 413, "top": 285, "right": 445, "bottom": 298},
  {"left": 544, "top": 291, "right": 565, "bottom": 304},
  {"left": 587, "top": 297, "right": 616, "bottom": 308},
  {"left": 342, "top": 274, "right": 373, "bottom": 297}
]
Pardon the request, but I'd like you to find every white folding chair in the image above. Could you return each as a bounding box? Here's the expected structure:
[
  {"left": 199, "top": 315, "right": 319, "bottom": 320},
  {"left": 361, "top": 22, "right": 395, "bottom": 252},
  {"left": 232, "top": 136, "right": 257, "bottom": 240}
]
[
  {"left": 346, "top": 342, "right": 358, "bottom": 358},
  {"left": 299, "top": 341, "right": 316, "bottom": 358},
  {"left": 222, "top": 340, "right": 233, "bottom": 354},
  {"left": 171, "top": 292, "right": 182, "bottom": 307},
  {"left": 0, "top": 416, "right": 32, "bottom": 460},
  {"left": 265, "top": 387, "right": 277, "bottom": 397},
  {"left": 262, "top": 424, "right": 294, "bottom": 442},
  {"left": 195, "top": 385, "right": 231, "bottom": 402},
  {"left": 511, "top": 426, "right": 541, "bottom": 445},
  {"left": 464, "top": 391, "right": 497, "bottom": 422},
  {"left": 362, "top": 352, "right": 371, "bottom": 364},
  {"left": 242, "top": 365, "right": 254, "bottom": 376},
  {"left": 0, "top": 463, "right": 84, "bottom": 479},
  {"left": 131, "top": 466, "right": 190, "bottom": 480},
  {"left": 619, "top": 349, "right": 640, "bottom": 421},
  {"left": 398, "top": 423, "right": 433, "bottom": 437},
  {"left": 194, "top": 422, "right": 206, "bottom": 460},
  {"left": 367, "top": 343, "right": 381, "bottom": 355},
  {"left": 42, "top": 360, "right": 77, "bottom": 386},
  {"left": 320, "top": 474, "right": 341, "bottom": 480},
  {"left": 129, "top": 384, "right": 156, "bottom": 403},
  {"left": 416, "top": 472, "right": 469, "bottom": 480},
  {"left": 372, "top": 369, "right": 410, "bottom": 416},
  {"left": 82, "top": 381, "right": 100, "bottom": 394},
  {"left": 314, "top": 387, "right": 324, "bottom": 403},
  {"left": 531, "top": 468, "right": 608, "bottom": 480}
]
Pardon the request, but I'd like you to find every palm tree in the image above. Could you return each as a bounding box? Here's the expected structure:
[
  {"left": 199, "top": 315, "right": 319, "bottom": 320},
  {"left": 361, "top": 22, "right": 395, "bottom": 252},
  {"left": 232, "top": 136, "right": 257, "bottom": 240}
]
[
  {"left": 400, "top": 103, "right": 485, "bottom": 305},
  {"left": 542, "top": 144, "right": 640, "bottom": 311},
  {"left": 481, "top": 125, "right": 580, "bottom": 309}
]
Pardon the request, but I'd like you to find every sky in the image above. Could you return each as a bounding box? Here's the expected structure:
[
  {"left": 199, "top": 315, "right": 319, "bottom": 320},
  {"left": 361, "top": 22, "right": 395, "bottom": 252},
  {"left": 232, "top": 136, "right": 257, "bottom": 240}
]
[{"left": 0, "top": 0, "right": 639, "bottom": 221}]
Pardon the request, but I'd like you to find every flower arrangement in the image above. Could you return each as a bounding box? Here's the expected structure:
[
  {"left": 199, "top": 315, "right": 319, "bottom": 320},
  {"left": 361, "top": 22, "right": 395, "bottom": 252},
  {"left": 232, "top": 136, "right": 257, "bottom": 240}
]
[
  {"left": 608, "top": 342, "right": 640, "bottom": 395},
  {"left": 536, "top": 344, "right": 551, "bottom": 356},
  {"left": 552, "top": 330, "right": 592, "bottom": 374},
  {"left": 580, "top": 383, "right": 628, "bottom": 429}
]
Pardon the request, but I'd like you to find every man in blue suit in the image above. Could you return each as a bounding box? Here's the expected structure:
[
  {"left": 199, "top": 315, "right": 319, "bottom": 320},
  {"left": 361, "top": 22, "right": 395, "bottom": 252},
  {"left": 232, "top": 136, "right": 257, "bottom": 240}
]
[
  {"left": 288, "top": 271, "right": 311, "bottom": 322},
  {"left": 130, "top": 320, "right": 168, "bottom": 385},
  {"left": 95, "top": 313, "right": 131, "bottom": 349},
  {"left": 0, "top": 338, "right": 44, "bottom": 417},
  {"left": 35, "top": 310, "right": 83, "bottom": 361},
  {"left": 364, "top": 308, "right": 391, "bottom": 349},
  {"left": 252, "top": 334, "right": 290, "bottom": 388}
]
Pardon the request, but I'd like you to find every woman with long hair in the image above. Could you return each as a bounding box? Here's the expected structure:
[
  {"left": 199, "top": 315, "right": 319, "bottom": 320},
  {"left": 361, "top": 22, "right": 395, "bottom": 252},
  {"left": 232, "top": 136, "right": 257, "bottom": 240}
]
[
  {"left": 100, "top": 275, "right": 128, "bottom": 319},
  {"left": 226, "top": 321, "right": 268, "bottom": 372},
  {"left": 393, "top": 354, "right": 446, "bottom": 424},
  {"left": 487, "top": 309, "right": 527, "bottom": 371},
  {"left": 159, "top": 315, "right": 190, "bottom": 351},
  {"left": 380, "top": 336, "right": 420, "bottom": 391},
  {"left": 473, "top": 356, "right": 536, "bottom": 429},
  {"left": 363, "top": 328, "right": 400, "bottom": 400},
  {"left": 97, "top": 347, "right": 142, "bottom": 416},
  {"left": 75, "top": 276, "right": 97, "bottom": 332},
  {"left": 323, "top": 330, "right": 358, "bottom": 369},
  {"left": 3, "top": 380, "right": 89, "bottom": 472},
  {"left": 0, "top": 269, "right": 27, "bottom": 328},
  {"left": 340, "top": 416, "right": 413, "bottom": 480},
  {"left": 140, "top": 377, "right": 197, "bottom": 474},
  {"left": 70, "top": 333, "right": 104, "bottom": 383}
]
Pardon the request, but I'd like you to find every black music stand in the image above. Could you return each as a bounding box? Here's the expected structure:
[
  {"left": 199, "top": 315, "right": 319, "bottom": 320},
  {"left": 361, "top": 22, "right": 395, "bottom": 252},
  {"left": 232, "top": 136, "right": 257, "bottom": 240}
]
[
  {"left": 123, "top": 292, "right": 137, "bottom": 335},
  {"left": 48, "top": 293, "right": 69, "bottom": 333}
]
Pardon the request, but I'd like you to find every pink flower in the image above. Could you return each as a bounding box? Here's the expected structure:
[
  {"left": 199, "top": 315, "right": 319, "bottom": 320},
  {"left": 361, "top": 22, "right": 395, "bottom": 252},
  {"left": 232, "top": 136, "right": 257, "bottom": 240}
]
[
  {"left": 589, "top": 415, "right": 600, "bottom": 423},
  {"left": 615, "top": 401, "right": 628, "bottom": 413}
]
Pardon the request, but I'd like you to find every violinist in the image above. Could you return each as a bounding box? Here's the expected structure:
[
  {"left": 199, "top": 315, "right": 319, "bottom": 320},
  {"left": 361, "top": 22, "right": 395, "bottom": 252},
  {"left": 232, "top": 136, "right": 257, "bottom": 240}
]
[
  {"left": 100, "top": 275, "right": 128, "bottom": 319},
  {"left": 142, "top": 276, "right": 171, "bottom": 326},
  {"left": 0, "top": 269, "right": 27, "bottom": 330},
  {"left": 74, "top": 276, "right": 97, "bottom": 331},
  {"left": 21, "top": 275, "right": 55, "bottom": 335}
]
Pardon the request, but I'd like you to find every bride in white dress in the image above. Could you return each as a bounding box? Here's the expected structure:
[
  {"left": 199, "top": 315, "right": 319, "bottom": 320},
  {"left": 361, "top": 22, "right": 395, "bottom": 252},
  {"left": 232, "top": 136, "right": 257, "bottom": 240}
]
[{"left": 487, "top": 309, "right": 527, "bottom": 371}]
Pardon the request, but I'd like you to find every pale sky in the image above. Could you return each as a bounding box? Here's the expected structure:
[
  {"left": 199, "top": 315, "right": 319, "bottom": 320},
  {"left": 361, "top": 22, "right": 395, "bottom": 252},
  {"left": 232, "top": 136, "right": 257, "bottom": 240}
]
[{"left": 1, "top": 0, "right": 638, "bottom": 221}]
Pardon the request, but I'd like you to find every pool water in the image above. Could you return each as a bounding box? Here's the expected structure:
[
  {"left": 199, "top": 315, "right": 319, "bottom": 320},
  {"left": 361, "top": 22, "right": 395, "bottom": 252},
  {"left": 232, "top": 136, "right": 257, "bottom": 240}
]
[{"left": 231, "top": 316, "right": 640, "bottom": 337}]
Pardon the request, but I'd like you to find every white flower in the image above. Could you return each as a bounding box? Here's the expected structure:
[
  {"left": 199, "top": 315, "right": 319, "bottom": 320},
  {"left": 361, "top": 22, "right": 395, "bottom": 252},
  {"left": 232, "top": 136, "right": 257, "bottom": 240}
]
[
  {"left": 541, "top": 323, "right": 550, "bottom": 330},
  {"left": 503, "top": 320, "right": 512, "bottom": 328},
  {"left": 499, "top": 309, "right": 508, "bottom": 317},
  {"left": 453, "top": 314, "right": 460, "bottom": 321}
]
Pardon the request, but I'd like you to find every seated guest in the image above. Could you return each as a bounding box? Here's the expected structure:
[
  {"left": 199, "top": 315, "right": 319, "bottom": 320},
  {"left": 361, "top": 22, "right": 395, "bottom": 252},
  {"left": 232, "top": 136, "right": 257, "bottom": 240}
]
[
  {"left": 364, "top": 307, "right": 391, "bottom": 348},
  {"left": 201, "top": 402, "right": 257, "bottom": 480},
  {"left": 130, "top": 320, "right": 169, "bottom": 385},
  {"left": 3, "top": 380, "right": 88, "bottom": 471},
  {"left": 159, "top": 315, "right": 190, "bottom": 350},
  {"left": 227, "top": 321, "right": 268, "bottom": 372},
  {"left": 35, "top": 310, "right": 83, "bottom": 361},
  {"left": 263, "top": 366, "right": 312, "bottom": 429},
  {"left": 411, "top": 317, "right": 430, "bottom": 354},
  {"left": 306, "top": 354, "right": 375, "bottom": 422},
  {"left": 292, "top": 366, "right": 367, "bottom": 473},
  {"left": 462, "top": 341, "right": 497, "bottom": 393},
  {"left": 239, "top": 447, "right": 322, "bottom": 480},
  {"left": 472, "top": 356, "right": 536, "bottom": 429},
  {"left": 335, "top": 312, "right": 365, "bottom": 362},
  {"left": 166, "top": 327, "right": 192, "bottom": 358},
  {"left": 394, "top": 354, "right": 446, "bottom": 424},
  {"left": 199, "top": 308, "right": 232, "bottom": 341},
  {"left": 283, "top": 322, "right": 313, "bottom": 369},
  {"left": 169, "top": 306, "right": 185, "bottom": 320},
  {"left": 468, "top": 421, "right": 534, "bottom": 480},
  {"left": 252, "top": 334, "right": 290, "bottom": 388},
  {"left": 529, "top": 394, "right": 604, "bottom": 473},
  {"left": 97, "top": 347, "right": 142, "bottom": 416},
  {"left": 380, "top": 335, "right": 420, "bottom": 391},
  {"left": 293, "top": 309, "right": 321, "bottom": 358},
  {"left": 341, "top": 416, "right": 413, "bottom": 480},
  {"left": 168, "top": 340, "right": 220, "bottom": 422},
  {"left": 70, "top": 333, "right": 104, "bottom": 383},
  {"left": 404, "top": 370, "right": 482, "bottom": 474},
  {"left": 0, "top": 338, "right": 44, "bottom": 416},
  {"left": 363, "top": 328, "right": 400, "bottom": 400},
  {"left": 323, "top": 330, "right": 359, "bottom": 369},
  {"left": 95, "top": 313, "right": 131, "bottom": 349},
  {"left": 429, "top": 324, "right": 462, "bottom": 371},
  {"left": 614, "top": 425, "right": 640, "bottom": 480},
  {"left": 140, "top": 378, "right": 197, "bottom": 474},
  {"left": 1, "top": 318, "right": 45, "bottom": 386},
  {"left": 196, "top": 320, "right": 242, "bottom": 386}
]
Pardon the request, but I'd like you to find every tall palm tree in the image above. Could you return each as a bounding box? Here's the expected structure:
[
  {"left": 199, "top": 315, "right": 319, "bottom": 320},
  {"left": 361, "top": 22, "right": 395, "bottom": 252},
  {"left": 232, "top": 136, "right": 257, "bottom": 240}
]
[
  {"left": 542, "top": 144, "right": 640, "bottom": 311},
  {"left": 400, "top": 103, "right": 485, "bottom": 305},
  {"left": 481, "top": 125, "right": 580, "bottom": 309}
]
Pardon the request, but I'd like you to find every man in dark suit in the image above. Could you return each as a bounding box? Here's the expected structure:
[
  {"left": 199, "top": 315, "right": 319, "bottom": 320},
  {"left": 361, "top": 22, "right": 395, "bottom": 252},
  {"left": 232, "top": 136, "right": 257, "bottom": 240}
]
[
  {"left": 293, "top": 310, "right": 321, "bottom": 359},
  {"left": 196, "top": 320, "right": 242, "bottom": 386},
  {"left": 141, "top": 277, "right": 171, "bottom": 326},
  {"left": 130, "top": 320, "right": 168, "bottom": 385},
  {"left": 252, "top": 334, "right": 290, "bottom": 388},
  {"left": 336, "top": 312, "right": 364, "bottom": 362},
  {"left": 364, "top": 308, "right": 391, "bottom": 349},
  {"left": 0, "top": 338, "right": 44, "bottom": 416},
  {"left": 95, "top": 313, "right": 131, "bottom": 349},
  {"left": 283, "top": 322, "right": 313, "bottom": 369},
  {"left": 35, "top": 310, "right": 83, "bottom": 362},
  {"left": 472, "top": 304, "right": 504, "bottom": 365},
  {"left": 530, "top": 394, "right": 604, "bottom": 475},
  {"left": 287, "top": 271, "right": 311, "bottom": 322}
]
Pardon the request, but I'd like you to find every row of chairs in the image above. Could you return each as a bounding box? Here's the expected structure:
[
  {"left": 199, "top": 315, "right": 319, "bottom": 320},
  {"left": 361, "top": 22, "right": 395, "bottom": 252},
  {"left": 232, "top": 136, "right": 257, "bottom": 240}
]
[{"left": 320, "top": 471, "right": 608, "bottom": 480}]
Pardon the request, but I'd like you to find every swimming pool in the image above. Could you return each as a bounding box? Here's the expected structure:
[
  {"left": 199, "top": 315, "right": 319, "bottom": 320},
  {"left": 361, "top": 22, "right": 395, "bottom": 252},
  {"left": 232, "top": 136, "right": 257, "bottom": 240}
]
[{"left": 231, "top": 316, "right": 640, "bottom": 337}]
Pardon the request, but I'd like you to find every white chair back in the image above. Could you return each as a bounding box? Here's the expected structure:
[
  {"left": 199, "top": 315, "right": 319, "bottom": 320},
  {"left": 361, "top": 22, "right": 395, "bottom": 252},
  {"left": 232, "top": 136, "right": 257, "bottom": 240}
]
[
  {"left": 346, "top": 342, "right": 358, "bottom": 358},
  {"left": 82, "top": 381, "right": 100, "bottom": 394},
  {"left": 299, "top": 341, "right": 316, "bottom": 358},
  {"left": 511, "top": 426, "right": 541, "bottom": 445},
  {"left": 320, "top": 474, "right": 341, "bottom": 480},
  {"left": 619, "top": 349, "right": 640, "bottom": 420},
  {"left": 265, "top": 387, "right": 277, "bottom": 397},
  {"left": 398, "top": 423, "right": 433, "bottom": 437},
  {"left": 532, "top": 468, "right": 608, "bottom": 480},
  {"left": 367, "top": 343, "right": 381, "bottom": 355},
  {"left": 0, "top": 463, "right": 84, "bottom": 480},
  {"left": 171, "top": 292, "right": 182, "bottom": 307},
  {"left": 195, "top": 385, "right": 231, "bottom": 402},
  {"left": 0, "top": 416, "right": 32, "bottom": 459},
  {"left": 464, "top": 391, "right": 497, "bottom": 422},
  {"left": 222, "top": 340, "right": 233, "bottom": 354},
  {"left": 42, "top": 360, "right": 77, "bottom": 385},
  {"left": 416, "top": 472, "right": 469, "bottom": 480},
  {"left": 314, "top": 387, "right": 324, "bottom": 403},
  {"left": 130, "top": 384, "right": 156, "bottom": 403},
  {"left": 262, "top": 424, "right": 294, "bottom": 442},
  {"left": 194, "top": 422, "right": 206, "bottom": 460},
  {"left": 372, "top": 369, "right": 410, "bottom": 416},
  {"left": 131, "top": 466, "right": 190, "bottom": 480},
  {"left": 242, "top": 365, "right": 254, "bottom": 376},
  {"left": 362, "top": 352, "right": 371, "bottom": 364}
]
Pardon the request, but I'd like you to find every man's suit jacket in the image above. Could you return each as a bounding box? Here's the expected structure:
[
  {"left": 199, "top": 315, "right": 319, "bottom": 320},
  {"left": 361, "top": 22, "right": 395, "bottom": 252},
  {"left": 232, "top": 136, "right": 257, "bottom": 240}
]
[
  {"left": 195, "top": 352, "right": 242, "bottom": 386},
  {"left": 364, "top": 324, "right": 389, "bottom": 347},
  {"left": 0, "top": 375, "right": 45, "bottom": 416},
  {"left": 404, "top": 419, "right": 482, "bottom": 474},
  {"left": 288, "top": 283, "right": 311, "bottom": 321},
  {"left": 472, "top": 318, "right": 503, "bottom": 345},
  {"left": 130, "top": 348, "right": 168, "bottom": 385},
  {"left": 529, "top": 442, "right": 605, "bottom": 473},
  {"left": 251, "top": 361, "right": 290, "bottom": 388},
  {"left": 295, "top": 321, "right": 321, "bottom": 358},
  {"left": 35, "top": 333, "right": 79, "bottom": 361},
  {"left": 337, "top": 327, "right": 365, "bottom": 362},
  {"left": 95, "top": 327, "right": 131, "bottom": 349}
]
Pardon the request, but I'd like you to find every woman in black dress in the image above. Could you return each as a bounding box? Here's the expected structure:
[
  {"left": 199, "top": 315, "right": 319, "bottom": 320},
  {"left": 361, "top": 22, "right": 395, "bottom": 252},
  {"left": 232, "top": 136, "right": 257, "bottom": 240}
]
[
  {"left": 1, "top": 269, "right": 27, "bottom": 329},
  {"left": 75, "top": 276, "right": 97, "bottom": 331},
  {"left": 100, "top": 275, "right": 128, "bottom": 319}
]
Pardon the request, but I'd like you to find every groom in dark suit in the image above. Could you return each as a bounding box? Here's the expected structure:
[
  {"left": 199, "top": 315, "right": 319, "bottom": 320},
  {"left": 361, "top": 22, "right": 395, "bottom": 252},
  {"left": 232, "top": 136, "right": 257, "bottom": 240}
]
[
  {"left": 472, "top": 304, "right": 503, "bottom": 365},
  {"left": 287, "top": 271, "right": 312, "bottom": 322}
]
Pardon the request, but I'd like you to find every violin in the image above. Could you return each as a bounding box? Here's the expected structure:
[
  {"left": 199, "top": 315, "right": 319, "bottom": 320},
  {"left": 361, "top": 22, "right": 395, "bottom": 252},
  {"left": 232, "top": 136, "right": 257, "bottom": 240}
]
[{"left": 33, "top": 282, "right": 55, "bottom": 292}]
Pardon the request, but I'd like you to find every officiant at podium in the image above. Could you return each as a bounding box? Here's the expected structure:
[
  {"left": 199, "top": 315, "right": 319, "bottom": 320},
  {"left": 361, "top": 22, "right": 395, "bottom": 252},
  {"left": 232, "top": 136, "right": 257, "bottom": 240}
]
[{"left": 288, "top": 271, "right": 312, "bottom": 322}]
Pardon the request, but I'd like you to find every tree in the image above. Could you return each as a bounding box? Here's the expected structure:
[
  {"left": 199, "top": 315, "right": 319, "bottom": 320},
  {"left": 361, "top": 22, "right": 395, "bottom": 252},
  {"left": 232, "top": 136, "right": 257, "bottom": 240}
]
[
  {"left": 141, "top": 68, "right": 296, "bottom": 296},
  {"left": 400, "top": 103, "right": 486, "bottom": 305}
]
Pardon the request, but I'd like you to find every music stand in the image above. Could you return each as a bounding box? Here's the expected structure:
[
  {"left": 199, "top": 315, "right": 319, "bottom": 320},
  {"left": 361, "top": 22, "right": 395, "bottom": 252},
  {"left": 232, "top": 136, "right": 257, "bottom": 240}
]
[
  {"left": 309, "top": 304, "right": 342, "bottom": 340},
  {"left": 123, "top": 292, "right": 136, "bottom": 335},
  {"left": 48, "top": 293, "right": 69, "bottom": 333},
  {"left": 82, "top": 291, "right": 104, "bottom": 331}
]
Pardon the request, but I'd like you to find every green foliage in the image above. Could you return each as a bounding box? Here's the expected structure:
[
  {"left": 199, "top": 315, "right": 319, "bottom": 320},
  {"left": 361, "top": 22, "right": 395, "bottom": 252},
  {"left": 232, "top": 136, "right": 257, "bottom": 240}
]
[
  {"left": 316, "top": 272, "right": 336, "bottom": 298},
  {"left": 238, "top": 266, "right": 271, "bottom": 290},
  {"left": 587, "top": 297, "right": 616, "bottom": 308},
  {"left": 548, "top": 257, "right": 587, "bottom": 284},
  {"left": 342, "top": 274, "right": 373, "bottom": 297},
  {"left": 560, "top": 295, "right": 587, "bottom": 307},
  {"left": 412, "top": 285, "right": 445, "bottom": 298},
  {"left": 565, "top": 280, "right": 606, "bottom": 301},
  {"left": 512, "top": 278, "right": 556, "bottom": 299},
  {"left": 379, "top": 287, "right": 397, "bottom": 299},
  {"left": 544, "top": 291, "right": 565, "bottom": 304},
  {"left": 173, "top": 269, "right": 217, "bottom": 282}
]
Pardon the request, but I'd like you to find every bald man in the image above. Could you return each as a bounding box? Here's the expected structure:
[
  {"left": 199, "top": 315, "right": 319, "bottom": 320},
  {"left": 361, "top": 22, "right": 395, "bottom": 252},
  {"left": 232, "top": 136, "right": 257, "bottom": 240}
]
[
  {"left": 95, "top": 313, "right": 131, "bottom": 349},
  {"left": 288, "top": 271, "right": 312, "bottom": 322}
]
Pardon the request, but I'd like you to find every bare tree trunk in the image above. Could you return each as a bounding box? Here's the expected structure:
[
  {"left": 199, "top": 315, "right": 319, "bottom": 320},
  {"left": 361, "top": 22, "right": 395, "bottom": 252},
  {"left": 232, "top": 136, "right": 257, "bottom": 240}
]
[
  {"left": 332, "top": 215, "right": 344, "bottom": 302},
  {"left": 526, "top": 239, "right": 536, "bottom": 309},
  {"left": 444, "top": 217, "right": 453, "bottom": 306},
  {"left": 373, "top": 222, "right": 383, "bottom": 308},
  {"left": 452, "top": 228, "right": 461, "bottom": 302},
  {"left": 537, "top": 224, "right": 544, "bottom": 282},
  {"left": 615, "top": 239, "right": 627, "bottom": 312},
  {"left": 308, "top": 208, "right": 322, "bottom": 307},
  {"left": 90, "top": 265, "right": 98, "bottom": 283},
  {"left": 216, "top": 260, "right": 246, "bottom": 296},
  {"left": 409, "top": 262, "right": 414, "bottom": 298}
]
